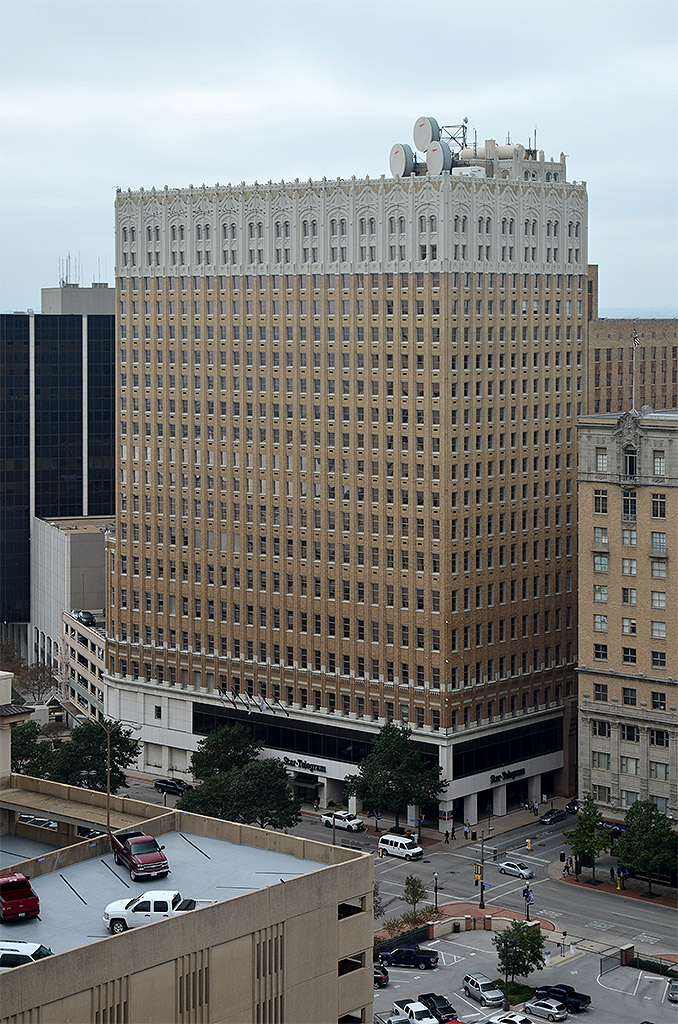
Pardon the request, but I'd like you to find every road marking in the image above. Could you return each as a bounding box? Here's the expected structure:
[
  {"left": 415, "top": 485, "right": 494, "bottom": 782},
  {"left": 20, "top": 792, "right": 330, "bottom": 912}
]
[{"left": 634, "top": 933, "right": 660, "bottom": 944}]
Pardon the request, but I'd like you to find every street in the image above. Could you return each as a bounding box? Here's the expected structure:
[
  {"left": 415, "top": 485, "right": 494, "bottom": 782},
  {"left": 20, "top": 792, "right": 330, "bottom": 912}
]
[{"left": 123, "top": 776, "right": 677, "bottom": 958}]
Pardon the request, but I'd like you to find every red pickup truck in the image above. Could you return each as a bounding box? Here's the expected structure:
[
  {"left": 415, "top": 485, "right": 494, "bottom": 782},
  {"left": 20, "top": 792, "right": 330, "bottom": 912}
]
[
  {"left": 111, "top": 830, "right": 169, "bottom": 882},
  {"left": 0, "top": 873, "right": 40, "bottom": 921}
]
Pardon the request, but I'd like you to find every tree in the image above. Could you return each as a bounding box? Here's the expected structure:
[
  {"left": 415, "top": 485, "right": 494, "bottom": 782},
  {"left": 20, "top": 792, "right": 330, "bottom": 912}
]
[
  {"left": 51, "top": 720, "right": 140, "bottom": 793},
  {"left": 10, "top": 721, "right": 54, "bottom": 777},
  {"left": 178, "top": 758, "right": 301, "bottom": 830},
  {"left": 189, "top": 722, "right": 262, "bottom": 781},
  {"left": 344, "top": 723, "right": 448, "bottom": 829},
  {"left": 373, "top": 883, "right": 385, "bottom": 921},
  {"left": 15, "top": 662, "right": 59, "bottom": 704},
  {"left": 564, "top": 792, "right": 613, "bottom": 882},
  {"left": 402, "top": 873, "right": 429, "bottom": 914},
  {"left": 493, "top": 920, "right": 546, "bottom": 984},
  {"left": 613, "top": 800, "right": 676, "bottom": 896},
  {"left": 0, "top": 640, "right": 26, "bottom": 680}
]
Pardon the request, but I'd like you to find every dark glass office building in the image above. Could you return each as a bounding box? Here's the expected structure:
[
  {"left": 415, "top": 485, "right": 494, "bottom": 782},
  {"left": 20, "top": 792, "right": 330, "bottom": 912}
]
[{"left": 0, "top": 308, "right": 114, "bottom": 642}]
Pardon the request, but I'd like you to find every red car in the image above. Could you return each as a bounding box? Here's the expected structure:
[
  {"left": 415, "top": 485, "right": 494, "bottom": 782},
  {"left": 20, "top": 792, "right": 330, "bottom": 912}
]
[{"left": 0, "top": 874, "right": 40, "bottom": 921}]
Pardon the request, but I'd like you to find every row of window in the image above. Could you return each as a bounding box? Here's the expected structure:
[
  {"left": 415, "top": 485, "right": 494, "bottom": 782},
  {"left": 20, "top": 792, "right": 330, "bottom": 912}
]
[
  {"left": 593, "top": 553, "right": 667, "bottom": 575},
  {"left": 593, "top": 615, "right": 667, "bottom": 636},
  {"left": 591, "top": 720, "right": 669, "bottom": 743},
  {"left": 593, "top": 644, "right": 667, "bottom": 669},
  {"left": 591, "top": 751, "right": 670, "bottom": 779},
  {"left": 590, "top": 785, "right": 669, "bottom": 813},
  {"left": 592, "top": 683, "right": 668, "bottom": 707}
]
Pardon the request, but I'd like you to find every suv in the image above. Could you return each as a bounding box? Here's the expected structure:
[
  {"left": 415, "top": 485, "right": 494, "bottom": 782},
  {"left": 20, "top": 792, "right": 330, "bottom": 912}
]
[
  {"left": 0, "top": 942, "right": 53, "bottom": 971},
  {"left": 462, "top": 973, "right": 504, "bottom": 1007},
  {"left": 154, "top": 778, "right": 193, "bottom": 795},
  {"left": 71, "top": 609, "right": 96, "bottom": 626}
]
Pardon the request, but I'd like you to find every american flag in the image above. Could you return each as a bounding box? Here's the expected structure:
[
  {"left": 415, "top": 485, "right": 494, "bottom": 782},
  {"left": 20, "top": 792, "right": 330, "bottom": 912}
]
[{"left": 633, "top": 328, "right": 641, "bottom": 348}]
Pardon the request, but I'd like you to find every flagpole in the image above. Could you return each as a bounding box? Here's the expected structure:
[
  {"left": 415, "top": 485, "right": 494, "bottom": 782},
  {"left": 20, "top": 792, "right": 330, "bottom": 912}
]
[{"left": 632, "top": 324, "right": 640, "bottom": 413}]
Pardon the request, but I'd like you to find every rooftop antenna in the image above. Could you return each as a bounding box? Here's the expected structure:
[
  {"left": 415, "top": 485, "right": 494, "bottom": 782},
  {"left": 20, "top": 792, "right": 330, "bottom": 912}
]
[{"left": 534, "top": 126, "right": 538, "bottom": 151}]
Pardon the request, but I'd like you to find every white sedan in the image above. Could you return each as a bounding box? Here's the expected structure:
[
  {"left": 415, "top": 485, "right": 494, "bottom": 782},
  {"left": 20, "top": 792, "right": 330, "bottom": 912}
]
[
  {"left": 488, "top": 1013, "right": 535, "bottom": 1024},
  {"left": 498, "top": 859, "right": 534, "bottom": 879},
  {"left": 320, "top": 811, "right": 365, "bottom": 832}
]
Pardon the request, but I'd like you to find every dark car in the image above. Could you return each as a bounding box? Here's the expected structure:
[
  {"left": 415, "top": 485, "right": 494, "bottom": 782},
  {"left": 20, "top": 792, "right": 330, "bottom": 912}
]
[
  {"left": 539, "top": 808, "right": 567, "bottom": 825},
  {"left": 565, "top": 798, "right": 580, "bottom": 814},
  {"left": 154, "top": 778, "right": 193, "bottom": 795},
  {"left": 379, "top": 945, "right": 439, "bottom": 970},
  {"left": 535, "top": 983, "right": 591, "bottom": 1012},
  {"left": 374, "top": 964, "right": 389, "bottom": 988},
  {"left": 418, "top": 992, "right": 458, "bottom": 1022},
  {"left": 71, "top": 609, "right": 96, "bottom": 626}
]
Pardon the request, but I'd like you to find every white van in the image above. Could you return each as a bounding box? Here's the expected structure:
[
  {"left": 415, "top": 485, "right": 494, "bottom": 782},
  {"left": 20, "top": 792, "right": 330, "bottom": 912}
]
[{"left": 378, "top": 833, "right": 424, "bottom": 860}]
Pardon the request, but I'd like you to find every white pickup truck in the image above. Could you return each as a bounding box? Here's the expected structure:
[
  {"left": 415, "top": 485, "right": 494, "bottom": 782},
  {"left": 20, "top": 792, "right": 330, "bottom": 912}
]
[
  {"left": 103, "top": 890, "right": 214, "bottom": 934},
  {"left": 392, "top": 1000, "right": 438, "bottom": 1024}
]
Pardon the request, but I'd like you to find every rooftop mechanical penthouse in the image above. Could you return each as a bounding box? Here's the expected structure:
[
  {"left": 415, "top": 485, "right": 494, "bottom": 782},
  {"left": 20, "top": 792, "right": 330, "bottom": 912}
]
[{"left": 107, "top": 114, "right": 588, "bottom": 826}]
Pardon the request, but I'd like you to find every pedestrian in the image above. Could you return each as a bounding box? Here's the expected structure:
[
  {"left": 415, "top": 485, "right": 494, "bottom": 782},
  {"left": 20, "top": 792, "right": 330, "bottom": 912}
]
[
  {"left": 313, "top": 797, "right": 320, "bottom": 812},
  {"left": 619, "top": 867, "right": 626, "bottom": 890},
  {"left": 444, "top": 829, "right": 449, "bottom": 844},
  {"left": 610, "top": 866, "right": 615, "bottom": 883},
  {"left": 451, "top": 825, "right": 456, "bottom": 840},
  {"left": 463, "top": 821, "right": 470, "bottom": 840},
  {"left": 567, "top": 857, "right": 573, "bottom": 872},
  {"left": 533, "top": 801, "right": 538, "bottom": 816}
]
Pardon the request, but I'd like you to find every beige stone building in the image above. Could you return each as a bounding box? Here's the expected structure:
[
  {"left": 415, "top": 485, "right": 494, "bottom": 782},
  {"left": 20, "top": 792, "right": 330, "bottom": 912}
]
[
  {"left": 577, "top": 408, "right": 678, "bottom": 825},
  {"left": 106, "top": 118, "right": 590, "bottom": 826}
]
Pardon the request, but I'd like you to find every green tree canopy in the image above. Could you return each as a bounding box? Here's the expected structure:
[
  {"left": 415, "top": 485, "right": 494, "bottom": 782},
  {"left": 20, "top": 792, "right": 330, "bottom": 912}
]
[
  {"left": 178, "top": 758, "right": 301, "bottom": 830},
  {"left": 402, "top": 874, "right": 429, "bottom": 913},
  {"left": 344, "top": 722, "right": 447, "bottom": 828},
  {"left": 10, "top": 721, "right": 54, "bottom": 777},
  {"left": 564, "top": 792, "right": 614, "bottom": 881},
  {"left": 51, "top": 720, "right": 140, "bottom": 793},
  {"left": 614, "top": 800, "right": 676, "bottom": 895},
  {"left": 189, "top": 722, "right": 263, "bottom": 781},
  {"left": 493, "top": 920, "right": 546, "bottom": 984}
]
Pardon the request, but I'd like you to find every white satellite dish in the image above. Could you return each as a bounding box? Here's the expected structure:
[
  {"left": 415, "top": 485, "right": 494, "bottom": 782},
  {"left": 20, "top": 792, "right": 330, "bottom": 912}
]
[
  {"left": 389, "top": 143, "right": 415, "bottom": 177},
  {"left": 426, "top": 139, "right": 452, "bottom": 174},
  {"left": 413, "top": 116, "right": 440, "bottom": 152}
]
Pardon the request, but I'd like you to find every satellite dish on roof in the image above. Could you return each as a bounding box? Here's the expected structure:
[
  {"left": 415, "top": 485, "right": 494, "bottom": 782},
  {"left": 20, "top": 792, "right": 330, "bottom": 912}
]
[
  {"left": 413, "top": 116, "right": 440, "bottom": 152},
  {"left": 426, "top": 139, "right": 452, "bottom": 174},
  {"left": 389, "top": 143, "right": 415, "bottom": 177}
]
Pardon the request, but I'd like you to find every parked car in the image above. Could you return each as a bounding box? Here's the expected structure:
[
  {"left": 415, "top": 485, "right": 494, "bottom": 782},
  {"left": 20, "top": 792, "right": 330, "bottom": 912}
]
[
  {"left": 668, "top": 979, "right": 678, "bottom": 1002},
  {"left": 487, "top": 1013, "right": 534, "bottom": 1024},
  {"left": 320, "top": 810, "right": 365, "bottom": 831},
  {"left": 539, "top": 808, "right": 567, "bottom": 825},
  {"left": 111, "top": 830, "right": 169, "bottom": 881},
  {"left": 462, "top": 973, "right": 504, "bottom": 1007},
  {"left": 154, "top": 778, "right": 193, "bottom": 795},
  {"left": 565, "top": 797, "right": 580, "bottom": 814},
  {"left": 71, "top": 609, "right": 96, "bottom": 626},
  {"left": 393, "top": 1000, "right": 438, "bottom": 1024},
  {"left": 535, "top": 983, "right": 591, "bottom": 1012},
  {"left": 524, "top": 997, "right": 568, "bottom": 1021},
  {"left": 497, "top": 859, "right": 534, "bottom": 879},
  {"left": 379, "top": 945, "right": 439, "bottom": 969},
  {"left": 0, "top": 941, "right": 53, "bottom": 971},
  {"left": 418, "top": 992, "right": 459, "bottom": 1023},
  {"left": 0, "top": 874, "right": 40, "bottom": 921},
  {"left": 103, "top": 889, "right": 214, "bottom": 933},
  {"left": 374, "top": 964, "right": 389, "bottom": 988}
]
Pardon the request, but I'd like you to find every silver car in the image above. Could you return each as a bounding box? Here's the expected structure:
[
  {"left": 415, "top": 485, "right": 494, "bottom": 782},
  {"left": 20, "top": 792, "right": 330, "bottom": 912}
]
[
  {"left": 498, "top": 859, "right": 534, "bottom": 879},
  {"left": 524, "top": 997, "right": 567, "bottom": 1021}
]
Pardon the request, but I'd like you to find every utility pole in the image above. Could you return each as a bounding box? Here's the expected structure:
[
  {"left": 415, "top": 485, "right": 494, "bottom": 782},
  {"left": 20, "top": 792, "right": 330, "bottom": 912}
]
[
  {"left": 479, "top": 831, "right": 486, "bottom": 910},
  {"left": 433, "top": 871, "right": 438, "bottom": 911}
]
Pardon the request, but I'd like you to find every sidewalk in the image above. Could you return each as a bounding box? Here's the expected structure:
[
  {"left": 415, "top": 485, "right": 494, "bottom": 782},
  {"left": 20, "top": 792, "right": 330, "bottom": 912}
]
[{"left": 546, "top": 860, "right": 678, "bottom": 910}]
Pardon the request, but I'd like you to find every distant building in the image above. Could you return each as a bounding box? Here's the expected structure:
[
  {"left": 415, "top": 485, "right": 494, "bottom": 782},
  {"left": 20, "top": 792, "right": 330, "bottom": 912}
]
[
  {"left": 0, "top": 285, "right": 115, "bottom": 661},
  {"left": 577, "top": 407, "right": 677, "bottom": 825},
  {"left": 586, "top": 317, "right": 678, "bottom": 414},
  {"left": 106, "top": 118, "right": 588, "bottom": 825}
]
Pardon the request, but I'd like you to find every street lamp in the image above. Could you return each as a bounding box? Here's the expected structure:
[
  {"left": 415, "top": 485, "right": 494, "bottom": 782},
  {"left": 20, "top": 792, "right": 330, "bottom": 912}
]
[
  {"left": 433, "top": 871, "right": 439, "bottom": 911},
  {"left": 92, "top": 717, "right": 141, "bottom": 837}
]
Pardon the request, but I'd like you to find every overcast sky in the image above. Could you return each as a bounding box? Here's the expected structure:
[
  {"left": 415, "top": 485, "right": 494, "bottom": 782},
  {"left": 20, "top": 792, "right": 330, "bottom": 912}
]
[{"left": 1, "top": 0, "right": 676, "bottom": 313}]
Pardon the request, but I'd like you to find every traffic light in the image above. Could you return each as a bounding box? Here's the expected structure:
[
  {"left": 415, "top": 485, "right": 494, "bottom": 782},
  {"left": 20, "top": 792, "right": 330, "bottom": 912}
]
[
  {"left": 474, "top": 863, "right": 482, "bottom": 886},
  {"left": 522, "top": 886, "right": 529, "bottom": 900},
  {"left": 526, "top": 838, "right": 532, "bottom": 850}
]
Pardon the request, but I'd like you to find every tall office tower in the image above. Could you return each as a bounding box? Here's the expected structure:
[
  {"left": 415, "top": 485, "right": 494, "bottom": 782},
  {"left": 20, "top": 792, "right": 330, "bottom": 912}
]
[
  {"left": 0, "top": 284, "right": 115, "bottom": 661},
  {"left": 108, "top": 118, "right": 587, "bottom": 825},
  {"left": 577, "top": 408, "right": 677, "bottom": 825}
]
